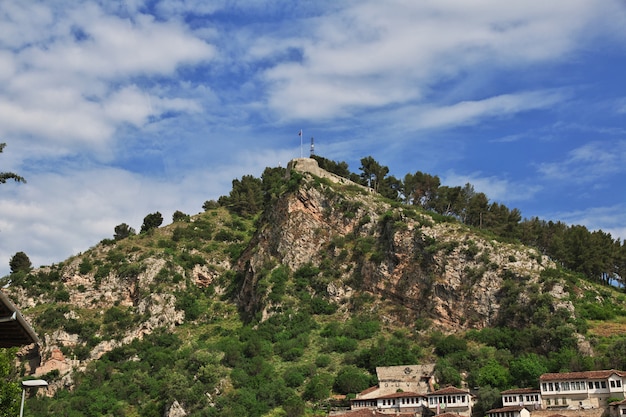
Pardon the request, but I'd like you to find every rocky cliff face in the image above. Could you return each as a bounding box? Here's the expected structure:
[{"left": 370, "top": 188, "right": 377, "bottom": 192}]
[{"left": 237, "top": 159, "right": 559, "bottom": 330}]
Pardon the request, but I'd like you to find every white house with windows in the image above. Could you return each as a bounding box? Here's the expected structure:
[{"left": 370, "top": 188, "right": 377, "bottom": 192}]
[
  {"left": 539, "top": 370, "right": 626, "bottom": 409},
  {"left": 501, "top": 388, "right": 542, "bottom": 409},
  {"left": 427, "top": 386, "right": 474, "bottom": 417},
  {"left": 351, "top": 364, "right": 435, "bottom": 414}
]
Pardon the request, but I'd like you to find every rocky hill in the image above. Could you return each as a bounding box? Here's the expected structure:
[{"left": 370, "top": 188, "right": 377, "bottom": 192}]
[
  {"left": 2, "top": 158, "right": 620, "bottom": 416},
  {"left": 238, "top": 158, "right": 558, "bottom": 330}
]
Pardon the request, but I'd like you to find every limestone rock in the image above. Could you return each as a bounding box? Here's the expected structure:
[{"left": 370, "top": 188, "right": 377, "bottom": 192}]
[{"left": 165, "top": 400, "right": 187, "bottom": 417}]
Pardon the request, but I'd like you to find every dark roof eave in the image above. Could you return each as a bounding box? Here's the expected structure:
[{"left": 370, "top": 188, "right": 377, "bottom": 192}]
[{"left": 0, "top": 290, "right": 39, "bottom": 347}]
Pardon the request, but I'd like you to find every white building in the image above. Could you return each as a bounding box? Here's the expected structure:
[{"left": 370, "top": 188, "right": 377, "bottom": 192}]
[
  {"left": 427, "top": 386, "right": 474, "bottom": 417},
  {"left": 540, "top": 370, "right": 626, "bottom": 409},
  {"left": 501, "top": 388, "right": 542, "bottom": 409}
]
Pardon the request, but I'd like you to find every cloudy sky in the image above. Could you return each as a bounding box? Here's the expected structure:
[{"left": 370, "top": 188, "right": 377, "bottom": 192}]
[{"left": 1, "top": 0, "right": 625, "bottom": 276}]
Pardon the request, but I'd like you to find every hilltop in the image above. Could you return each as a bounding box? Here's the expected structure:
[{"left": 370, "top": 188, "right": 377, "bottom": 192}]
[{"left": 2, "top": 158, "right": 626, "bottom": 417}]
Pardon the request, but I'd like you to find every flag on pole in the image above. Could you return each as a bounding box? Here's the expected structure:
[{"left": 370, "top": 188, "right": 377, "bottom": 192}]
[{"left": 298, "top": 130, "right": 302, "bottom": 136}]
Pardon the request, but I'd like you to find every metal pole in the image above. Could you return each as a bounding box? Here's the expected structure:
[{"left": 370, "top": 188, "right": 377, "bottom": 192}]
[{"left": 19, "top": 388, "right": 26, "bottom": 417}]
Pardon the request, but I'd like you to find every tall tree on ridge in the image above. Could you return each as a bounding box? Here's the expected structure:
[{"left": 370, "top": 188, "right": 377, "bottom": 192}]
[{"left": 0, "top": 143, "right": 25, "bottom": 185}]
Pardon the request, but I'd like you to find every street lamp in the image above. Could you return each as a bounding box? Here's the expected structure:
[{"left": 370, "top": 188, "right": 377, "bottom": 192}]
[{"left": 19, "top": 379, "right": 48, "bottom": 417}]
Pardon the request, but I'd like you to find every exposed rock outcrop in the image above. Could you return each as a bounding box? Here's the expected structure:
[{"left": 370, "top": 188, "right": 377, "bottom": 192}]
[{"left": 238, "top": 158, "right": 557, "bottom": 330}]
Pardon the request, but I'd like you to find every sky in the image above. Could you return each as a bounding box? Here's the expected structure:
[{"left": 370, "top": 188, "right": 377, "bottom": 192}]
[{"left": 1, "top": 0, "right": 625, "bottom": 276}]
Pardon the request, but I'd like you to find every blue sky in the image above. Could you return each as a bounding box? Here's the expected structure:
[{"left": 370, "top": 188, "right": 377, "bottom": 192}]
[{"left": 1, "top": 0, "right": 625, "bottom": 276}]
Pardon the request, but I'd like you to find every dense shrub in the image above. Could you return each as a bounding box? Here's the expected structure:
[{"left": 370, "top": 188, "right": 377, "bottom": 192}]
[{"left": 334, "top": 366, "right": 372, "bottom": 395}]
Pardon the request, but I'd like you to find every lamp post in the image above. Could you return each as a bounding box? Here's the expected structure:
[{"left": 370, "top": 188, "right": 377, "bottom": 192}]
[{"left": 19, "top": 379, "right": 48, "bottom": 417}]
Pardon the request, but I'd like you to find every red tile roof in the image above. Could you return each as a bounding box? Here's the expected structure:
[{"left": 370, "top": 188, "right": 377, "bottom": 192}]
[
  {"left": 429, "top": 386, "right": 470, "bottom": 395},
  {"left": 357, "top": 386, "right": 379, "bottom": 396},
  {"left": 487, "top": 405, "right": 527, "bottom": 413},
  {"left": 377, "top": 391, "right": 426, "bottom": 399},
  {"left": 540, "top": 370, "right": 626, "bottom": 381},
  {"left": 500, "top": 388, "right": 540, "bottom": 394}
]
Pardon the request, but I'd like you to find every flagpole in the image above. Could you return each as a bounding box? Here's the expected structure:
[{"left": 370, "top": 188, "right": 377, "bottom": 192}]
[{"left": 300, "top": 129, "right": 303, "bottom": 158}]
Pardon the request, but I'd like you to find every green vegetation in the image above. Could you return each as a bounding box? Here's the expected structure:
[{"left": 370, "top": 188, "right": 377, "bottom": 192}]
[{"left": 2, "top": 155, "right": 626, "bottom": 417}]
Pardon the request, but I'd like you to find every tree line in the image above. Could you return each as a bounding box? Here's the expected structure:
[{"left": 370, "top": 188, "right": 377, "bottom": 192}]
[{"left": 313, "top": 155, "right": 625, "bottom": 287}]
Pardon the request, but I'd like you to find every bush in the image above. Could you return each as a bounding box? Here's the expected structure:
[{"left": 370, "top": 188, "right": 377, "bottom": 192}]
[
  {"left": 334, "top": 366, "right": 372, "bottom": 395},
  {"left": 103, "top": 306, "right": 134, "bottom": 333},
  {"left": 324, "top": 336, "right": 357, "bottom": 353},
  {"left": 315, "top": 355, "right": 331, "bottom": 368},
  {"left": 113, "top": 223, "right": 136, "bottom": 240},
  {"left": 9, "top": 251, "right": 32, "bottom": 273},
  {"left": 310, "top": 297, "right": 337, "bottom": 315},
  {"left": 172, "top": 210, "right": 190, "bottom": 222},
  {"left": 140, "top": 212, "right": 163, "bottom": 233},
  {"left": 78, "top": 258, "right": 93, "bottom": 274},
  {"left": 303, "top": 372, "right": 333, "bottom": 401},
  {"left": 433, "top": 333, "right": 467, "bottom": 357},
  {"left": 175, "top": 291, "right": 202, "bottom": 321},
  {"left": 283, "top": 367, "right": 306, "bottom": 388}
]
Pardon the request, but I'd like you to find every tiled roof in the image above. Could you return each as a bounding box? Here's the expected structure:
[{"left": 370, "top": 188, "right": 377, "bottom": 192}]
[
  {"left": 0, "top": 290, "right": 39, "bottom": 348},
  {"left": 332, "top": 410, "right": 415, "bottom": 417},
  {"left": 377, "top": 391, "right": 426, "bottom": 399},
  {"left": 356, "top": 386, "right": 379, "bottom": 397},
  {"left": 487, "top": 405, "right": 526, "bottom": 413},
  {"left": 500, "top": 388, "right": 540, "bottom": 394},
  {"left": 540, "top": 370, "right": 626, "bottom": 381},
  {"left": 429, "top": 386, "right": 470, "bottom": 395}
]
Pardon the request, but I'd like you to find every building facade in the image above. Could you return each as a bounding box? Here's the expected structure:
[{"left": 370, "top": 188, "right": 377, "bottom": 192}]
[
  {"left": 539, "top": 370, "right": 626, "bottom": 410},
  {"left": 501, "top": 388, "right": 542, "bottom": 409},
  {"left": 427, "top": 386, "right": 474, "bottom": 417}
]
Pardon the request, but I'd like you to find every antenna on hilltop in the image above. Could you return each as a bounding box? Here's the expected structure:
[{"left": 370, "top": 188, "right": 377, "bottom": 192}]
[{"left": 310, "top": 137, "right": 315, "bottom": 157}]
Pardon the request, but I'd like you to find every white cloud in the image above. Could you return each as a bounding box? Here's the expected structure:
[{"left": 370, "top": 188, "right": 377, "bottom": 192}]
[
  {"left": 412, "top": 91, "right": 563, "bottom": 130},
  {"left": 0, "top": 1, "right": 215, "bottom": 154},
  {"left": 553, "top": 204, "right": 626, "bottom": 240},
  {"left": 537, "top": 140, "right": 626, "bottom": 182},
  {"left": 253, "top": 0, "right": 620, "bottom": 121},
  {"left": 442, "top": 171, "right": 542, "bottom": 203}
]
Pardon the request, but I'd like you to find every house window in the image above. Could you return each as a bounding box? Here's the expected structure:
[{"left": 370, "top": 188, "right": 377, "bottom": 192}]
[
  {"left": 611, "top": 381, "right": 616, "bottom": 388},
  {"left": 601, "top": 381, "right": 607, "bottom": 389},
  {"left": 618, "top": 380, "right": 623, "bottom": 388},
  {"left": 595, "top": 382, "right": 601, "bottom": 389},
  {"left": 542, "top": 383, "right": 547, "bottom": 391},
  {"left": 549, "top": 383, "right": 554, "bottom": 391},
  {"left": 621, "top": 408, "right": 626, "bottom": 415},
  {"left": 563, "top": 382, "right": 570, "bottom": 391},
  {"left": 546, "top": 399, "right": 551, "bottom": 406},
  {"left": 589, "top": 382, "right": 594, "bottom": 389}
]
